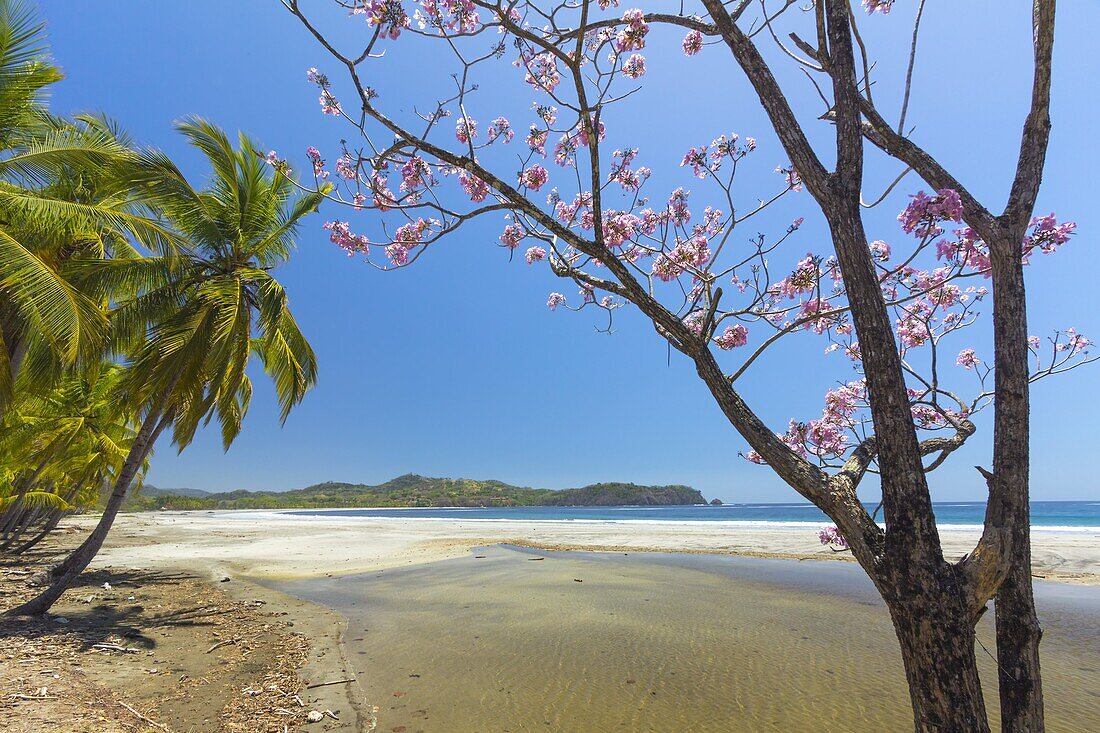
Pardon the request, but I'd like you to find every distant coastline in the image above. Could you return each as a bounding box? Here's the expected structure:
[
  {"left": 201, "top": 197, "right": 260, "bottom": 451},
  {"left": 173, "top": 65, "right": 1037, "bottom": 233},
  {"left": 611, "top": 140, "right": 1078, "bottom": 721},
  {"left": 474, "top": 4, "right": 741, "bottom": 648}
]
[{"left": 123, "top": 473, "right": 709, "bottom": 511}]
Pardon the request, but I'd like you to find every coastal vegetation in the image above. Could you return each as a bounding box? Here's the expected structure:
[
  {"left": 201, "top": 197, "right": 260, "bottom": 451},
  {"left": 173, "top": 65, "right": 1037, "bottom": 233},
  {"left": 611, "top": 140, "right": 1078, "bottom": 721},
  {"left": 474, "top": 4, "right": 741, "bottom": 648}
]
[
  {"left": 122, "top": 474, "right": 707, "bottom": 510},
  {"left": 0, "top": 0, "right": 321, "bottom": 615}
]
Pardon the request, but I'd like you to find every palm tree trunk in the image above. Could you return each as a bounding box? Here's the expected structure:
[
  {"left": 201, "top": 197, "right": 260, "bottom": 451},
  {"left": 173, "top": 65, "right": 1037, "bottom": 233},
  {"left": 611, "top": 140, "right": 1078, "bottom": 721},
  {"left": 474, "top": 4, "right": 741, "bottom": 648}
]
[
  {"left": 11, "top": 510, "right": 65, "bottom": 554},
  {"left": 6, "top": 406, "right": 174, "bottom": 616}
]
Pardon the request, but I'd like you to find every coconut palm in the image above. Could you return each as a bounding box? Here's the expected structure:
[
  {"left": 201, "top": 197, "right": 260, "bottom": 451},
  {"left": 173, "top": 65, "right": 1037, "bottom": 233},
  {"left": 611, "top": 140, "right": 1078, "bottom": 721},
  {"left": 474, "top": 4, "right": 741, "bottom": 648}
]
[
  {"left": 7, "top": 118, "right": 322, "bottom": 616},
  {"left": 0, "top": 0, "right": 178, "bottom": 412},
  {"left": 0, "top": 363, "right": 141, "bottom": 552}
]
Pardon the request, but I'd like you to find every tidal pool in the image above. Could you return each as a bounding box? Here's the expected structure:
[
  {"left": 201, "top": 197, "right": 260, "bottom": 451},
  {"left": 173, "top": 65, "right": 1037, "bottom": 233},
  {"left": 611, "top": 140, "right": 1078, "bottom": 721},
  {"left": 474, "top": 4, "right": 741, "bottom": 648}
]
[{"left": 274, "top": 547, "right": 1100, "bottom": 732}]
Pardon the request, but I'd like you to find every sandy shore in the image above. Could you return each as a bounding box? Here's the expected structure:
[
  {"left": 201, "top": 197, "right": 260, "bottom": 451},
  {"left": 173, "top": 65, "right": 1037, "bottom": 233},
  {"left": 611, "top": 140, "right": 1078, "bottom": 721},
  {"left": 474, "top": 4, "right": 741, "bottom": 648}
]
[{"left": 89, "top": 510, "right": 1100, "bottom": 585}]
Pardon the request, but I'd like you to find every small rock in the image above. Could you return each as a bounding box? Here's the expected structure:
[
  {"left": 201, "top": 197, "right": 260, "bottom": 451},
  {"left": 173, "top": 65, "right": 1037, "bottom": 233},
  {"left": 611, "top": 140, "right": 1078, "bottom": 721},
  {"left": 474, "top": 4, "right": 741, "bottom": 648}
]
[
  {"left": 53, "top": 617, "right": 69, "bottom": 624},
  {"left": 102, "top": 582, "right": 112, "bottom": 590},
  {"left": 220, "top": 577, "right": 231, "bottom": 583},
  {"left": 307, "top": 710, "right": 324, "bottom": 723}
]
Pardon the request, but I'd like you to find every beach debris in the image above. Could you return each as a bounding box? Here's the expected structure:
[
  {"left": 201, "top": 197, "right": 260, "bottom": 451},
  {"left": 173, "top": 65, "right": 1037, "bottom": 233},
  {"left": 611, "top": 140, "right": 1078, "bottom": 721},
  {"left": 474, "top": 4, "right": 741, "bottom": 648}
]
[
  {"left": 52, "top": 616, "right": 69, "bottom": 624},
  {"left": 92, "top": 643, "right": 139, "bottom": 654},
  {"left": 306, "top": 710, "right": 324, "bottom": 723},
  {"left": 305, "top": 677, "right": 355, "bottom": 689},
  {"left": 220, "top": 576, "right": 231, "bottom": 582},
  {"left": 102, "top": 582, "right": 112, "bottom": 590},
  {"left": 527, "top": 557, "right": 544, "bottom": 561},
  {"left": 118, "top": 700, "right": 169, "bottom": 731},
  {"left": 206, "top": 637, "right": 239, "bottom": 654},
  {"left": 573, "top": 578, "right": 583, "bottom": 582}
]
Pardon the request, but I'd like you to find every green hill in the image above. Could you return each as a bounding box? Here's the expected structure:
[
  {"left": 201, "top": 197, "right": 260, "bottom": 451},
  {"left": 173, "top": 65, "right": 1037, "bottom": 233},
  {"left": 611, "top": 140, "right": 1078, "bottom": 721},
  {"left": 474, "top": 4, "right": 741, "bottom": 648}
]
[{"left": 121, "top": 474, "right": 707, "bottom": 511}]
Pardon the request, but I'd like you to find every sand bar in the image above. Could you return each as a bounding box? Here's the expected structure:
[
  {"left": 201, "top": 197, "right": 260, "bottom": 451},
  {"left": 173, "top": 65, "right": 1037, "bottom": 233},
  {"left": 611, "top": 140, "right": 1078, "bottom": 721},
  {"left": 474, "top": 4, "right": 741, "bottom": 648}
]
[{"left": 89, "top": 510, "right": 1100, "bottom": 584}]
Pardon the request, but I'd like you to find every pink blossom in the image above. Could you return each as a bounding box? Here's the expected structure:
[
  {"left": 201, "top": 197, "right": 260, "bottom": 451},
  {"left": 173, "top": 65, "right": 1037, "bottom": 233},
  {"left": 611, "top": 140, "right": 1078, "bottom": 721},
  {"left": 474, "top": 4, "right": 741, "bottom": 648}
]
[
  {"left": 682, "top": 30, "right": 703, "bottom": 56},
  {"left": 522, "top": 52, "right": 561, "bottom": 94},
  {"left": 519, "top": 164, "right": 549, "bottom": 191},
  {"left": 416, "top": 0, "right": 481, "bottom": 34},
  {"left": 458, "top": 171, "right": 489, "bottom": 202},
  {"left": 455, "top": 117, "right": 478, "bottom": 144},
  {"left": 667, "top": 188, "right": 691, "bottom": 226},
  {"left": 499, "top": 223, "right": 525, "bottom": 249},
  {"left": 956, "top": 348, "right": 981, "bottom": 369},
  {"left": 680, "top": 146, "right": 710, "bottom": 178},
  {"left": 526, "top": 127, "right": 548, "bottom": 157},
  {"left": 622, "top": 54, "right": 646, "bottom": 78},
  {"left": 616, "top": 9, "right": 649, "bottom": 52},
  {"left": 818, "top": 526, "right": 848, "bottom": 549},
  {"left": 486, "top": 116, "right": 514, "bottom": 144},
  {"left": 775, "top": 165, "right": 802, "bottom": 192},
  {"left": 319, "top": 89, "right": 342, "bottom": 116},
  {"left": 525, "top": 246, "right": 546, "bottom": 264},
  {"left": 323, "top": 220, "right": 370, "bottom": 256},
  {"left": 1058, "top": 328, "right": 1091, "bottom": 355},
  {"left": 899, "top": 189, "right": 964, "bottom": 238},
  {"left": 714, "top": 324, "right": 749, "bottom": 350},
  {"left": 868, "top": 240, "right": 891, "bottom": 262},
  {"left": 400, "top": 156, "right": 433, "bottom": 191},
  {"left": 335, "top": 155, "right": 357, "bottom": 180},
  {"left": 306, "top": 147, "right": 329, "bottom": 179},
  {"left": 546, "top": 292, "right": 566, "bottom": 310},
  {"left": 356, "top": 0, "right": 411, "bottom": 39}
]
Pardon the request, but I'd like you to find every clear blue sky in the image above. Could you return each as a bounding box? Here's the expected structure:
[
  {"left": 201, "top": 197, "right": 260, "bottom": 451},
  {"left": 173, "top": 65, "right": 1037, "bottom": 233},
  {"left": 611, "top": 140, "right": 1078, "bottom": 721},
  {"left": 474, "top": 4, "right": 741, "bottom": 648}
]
[{"left": 36, "top": 1, "right": 1099, "bottom": 501}]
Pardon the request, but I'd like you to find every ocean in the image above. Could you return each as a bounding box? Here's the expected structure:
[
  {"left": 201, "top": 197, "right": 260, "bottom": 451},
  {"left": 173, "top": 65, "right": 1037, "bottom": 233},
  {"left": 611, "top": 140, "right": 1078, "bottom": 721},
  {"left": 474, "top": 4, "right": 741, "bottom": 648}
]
[{"left": 289, "top": 500, "right": 1100, "bottom": 530}]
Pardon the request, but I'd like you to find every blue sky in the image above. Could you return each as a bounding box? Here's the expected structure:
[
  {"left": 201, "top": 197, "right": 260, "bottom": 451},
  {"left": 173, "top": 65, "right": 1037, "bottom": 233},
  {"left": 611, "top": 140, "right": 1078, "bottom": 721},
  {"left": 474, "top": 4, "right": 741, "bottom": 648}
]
[{"left": 36, "top": 1, "right": 1099, "bottom": 502}]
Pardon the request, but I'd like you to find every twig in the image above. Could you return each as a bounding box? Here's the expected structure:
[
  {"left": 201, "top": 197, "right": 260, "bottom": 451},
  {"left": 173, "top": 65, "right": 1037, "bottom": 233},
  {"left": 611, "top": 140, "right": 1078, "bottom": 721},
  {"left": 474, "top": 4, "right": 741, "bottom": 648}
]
[
  {"left": 305, "top": 678, "right": 355, "bottom": 690},
  {"left": 92, "top": 643, "right": 138, "bottom": 654},
  {"left": 118, "top": 701, "right": 169, "bottom": 732},
  {"left": 205, "top": 638, "right": 237, "bottom": 654}
]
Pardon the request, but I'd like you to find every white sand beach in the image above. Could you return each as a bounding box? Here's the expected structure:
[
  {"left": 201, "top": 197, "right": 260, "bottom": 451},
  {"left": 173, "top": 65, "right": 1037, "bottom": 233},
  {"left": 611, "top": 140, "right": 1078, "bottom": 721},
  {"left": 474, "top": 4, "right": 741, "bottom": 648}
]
[{"left": 87, "top": 510, "right": 1100, "bottom": 584}]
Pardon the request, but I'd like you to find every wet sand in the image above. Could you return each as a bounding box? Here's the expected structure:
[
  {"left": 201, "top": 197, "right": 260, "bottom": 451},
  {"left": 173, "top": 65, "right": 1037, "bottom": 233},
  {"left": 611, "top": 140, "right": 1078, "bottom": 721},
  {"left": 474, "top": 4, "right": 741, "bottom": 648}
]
[{"left": 273, "top": 546, "right": 1100, "bottom": 733}]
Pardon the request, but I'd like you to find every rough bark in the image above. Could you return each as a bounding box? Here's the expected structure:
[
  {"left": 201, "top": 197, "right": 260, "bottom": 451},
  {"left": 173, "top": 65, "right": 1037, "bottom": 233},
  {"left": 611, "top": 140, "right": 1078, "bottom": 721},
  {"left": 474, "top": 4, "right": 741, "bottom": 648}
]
[{"left": 884, "top": 575, "right": 991, "bottom": 733}]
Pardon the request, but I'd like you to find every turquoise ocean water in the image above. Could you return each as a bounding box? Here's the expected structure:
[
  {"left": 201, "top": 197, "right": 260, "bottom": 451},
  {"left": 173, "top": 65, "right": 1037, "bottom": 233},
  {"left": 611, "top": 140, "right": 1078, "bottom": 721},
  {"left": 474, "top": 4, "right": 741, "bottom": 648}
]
[{"left": 290, "top": 500, "right": 1100, "bottom": 529}]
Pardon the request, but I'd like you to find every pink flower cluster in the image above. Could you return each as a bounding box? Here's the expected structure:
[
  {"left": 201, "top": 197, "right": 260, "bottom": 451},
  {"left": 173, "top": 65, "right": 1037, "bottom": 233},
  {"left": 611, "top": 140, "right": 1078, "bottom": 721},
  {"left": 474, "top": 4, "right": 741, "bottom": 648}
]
[
  {"left": 355, "top": 0, "right": 410, "bottom": 39},
  {"left": 455, "top": 117, "right": 477, "bottom": 144},
  {"left": 714, "top": 324, "right": 749, "bottom": 350},
  {"left": 818, "top": 526, "right": 848, "bottom": 549},
  {"left": 546, "top": 292, "right": 566, "bottom": 310},
  {"left": 458, "top": 171, "right": 489, "bottom": 202},
  {"left": 862, "top": 0, "right": 894, "bottom": 14},
  {"left": 306, "top": 147, "right": 329, "bottom": 179},
  {"left": 899, "top": 189, "right": 964, "bottom": 238},
  {"left": 622, "top": 54, "right": 646, "bottom": 79},
  {"left": 415, "top": 0, "right": 480, "bottom": 34},
  {"left": 682, "top": 30, "right": 703, "bottom": 56},
  {"left": 324, "top": 220, "right": 370, "bottom": 256},
  {"left": 616, "top": 9, "right": 649, "bottom": 52},
  {"left": 519, "top": 164, "right": 549, "bottom": 191},
  {"left": 680, "top": 134, "right": 756, "bottom": 178},
  {"left": 499, "top": 223, "right": 525, "bottom": 249},
  {"left": 486, "top": 116, "right": 514, "bottom": 144}
]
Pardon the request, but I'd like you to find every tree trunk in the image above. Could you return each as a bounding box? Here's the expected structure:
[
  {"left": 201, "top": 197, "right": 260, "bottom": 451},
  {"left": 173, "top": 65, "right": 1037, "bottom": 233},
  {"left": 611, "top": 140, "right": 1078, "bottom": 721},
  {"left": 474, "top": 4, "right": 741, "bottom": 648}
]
[
  {"left": 987, "top": 230, "right": 1044, "bottom": 731},
  {"left": 885, "top": 578, "right": 991, "bottom": 732},
  {"left": 11, "top": 511, "right": 65, "bottom": 554},
  {"left": 5, "top": 407, "right": 173, "bottom": 617}
]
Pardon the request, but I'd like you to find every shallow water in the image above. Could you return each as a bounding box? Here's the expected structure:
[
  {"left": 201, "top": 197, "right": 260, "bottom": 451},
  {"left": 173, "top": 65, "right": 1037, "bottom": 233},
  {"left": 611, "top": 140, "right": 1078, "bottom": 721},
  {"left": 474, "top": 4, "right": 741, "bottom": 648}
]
[{"left": 275, "top": 547, "right": 1100, "bottom": 732}]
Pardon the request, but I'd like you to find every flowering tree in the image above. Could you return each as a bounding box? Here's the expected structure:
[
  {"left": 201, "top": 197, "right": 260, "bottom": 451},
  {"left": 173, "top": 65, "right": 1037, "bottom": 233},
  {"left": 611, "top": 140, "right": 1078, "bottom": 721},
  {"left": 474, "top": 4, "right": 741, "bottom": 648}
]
[{"left": 280, "top": 1, "right": 1089, "bottom": 730}]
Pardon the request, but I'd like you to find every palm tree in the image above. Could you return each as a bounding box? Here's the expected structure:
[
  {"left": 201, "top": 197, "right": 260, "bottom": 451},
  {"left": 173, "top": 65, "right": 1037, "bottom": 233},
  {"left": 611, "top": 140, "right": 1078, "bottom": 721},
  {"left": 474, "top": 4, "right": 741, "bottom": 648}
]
[
  {"left": 0, "top": 0, "right": 177, "bottom": 412},
  {"left": 7, "top": 118, "right": 322, "bottom": 616},
  {"left": 0, "top": 363, "right": 141, "bottom": 552}
]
